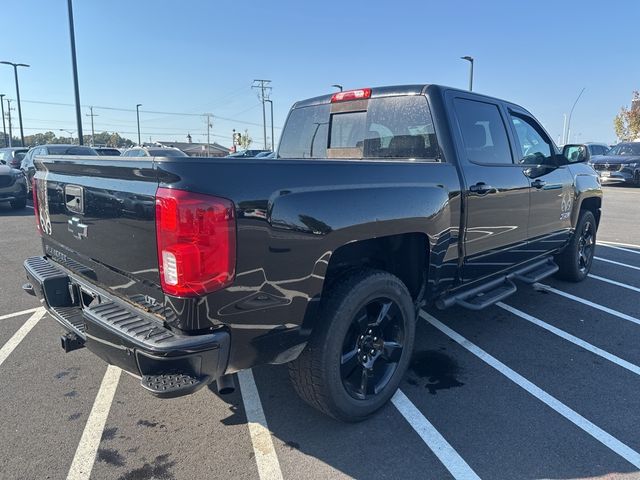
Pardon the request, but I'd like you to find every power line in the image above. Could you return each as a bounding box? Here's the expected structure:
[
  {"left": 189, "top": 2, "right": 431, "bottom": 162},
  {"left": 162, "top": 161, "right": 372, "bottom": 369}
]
[
  {"left": 18, "top": 125, "right": 231, "bottom": 140},
  {"left": 15, "top": 97, "right": 282, "bottom": 128}
]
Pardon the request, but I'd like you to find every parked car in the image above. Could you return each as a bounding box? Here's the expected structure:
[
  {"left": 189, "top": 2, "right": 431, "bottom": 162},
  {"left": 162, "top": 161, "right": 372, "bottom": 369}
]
[
  {"left": 23, "top": 85, "right": 601, "bottom": 422},
  {"left": 0, "top": 147, "right": 29, "bottom": 169},
  {"left": 20, "top": 145, "right": 98, "bottom": 191},
  {"left": 121, "top": 146, "right": 187, "bottom": 157},
  {"left": 226, "top": 149, "right": 271, "bottom": 158},
  {"left": 0, "top": 157, "right": 28, "bottom": 209},
  {"left": 93, "top": 147, "right": 122, "bottom": 156},
  {"left": 585, "top": 142, "right": 640, "bottom": 186}
]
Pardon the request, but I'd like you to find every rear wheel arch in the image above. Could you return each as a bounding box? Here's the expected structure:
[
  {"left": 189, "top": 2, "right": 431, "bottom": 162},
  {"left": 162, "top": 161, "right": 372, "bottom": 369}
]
[{"left": 322, "top": 232, "right": 431, "bottom": 303}]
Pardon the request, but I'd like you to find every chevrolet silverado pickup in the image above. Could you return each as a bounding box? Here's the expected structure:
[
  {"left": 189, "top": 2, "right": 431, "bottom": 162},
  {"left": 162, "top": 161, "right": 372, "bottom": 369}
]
[{"left": 23, "top": 85, "right": 602, "bottom": 421}]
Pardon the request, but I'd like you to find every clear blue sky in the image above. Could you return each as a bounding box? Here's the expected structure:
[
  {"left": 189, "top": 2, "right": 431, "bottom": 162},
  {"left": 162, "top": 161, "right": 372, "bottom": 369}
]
[{"left": 2, "top": 0, "right": 638, "bottom": 147}]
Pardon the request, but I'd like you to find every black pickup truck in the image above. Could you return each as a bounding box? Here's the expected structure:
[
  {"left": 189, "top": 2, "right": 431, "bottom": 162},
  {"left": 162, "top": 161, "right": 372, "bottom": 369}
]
[{"left": 23, "top": 85, "right": 601, "bottom": 421}]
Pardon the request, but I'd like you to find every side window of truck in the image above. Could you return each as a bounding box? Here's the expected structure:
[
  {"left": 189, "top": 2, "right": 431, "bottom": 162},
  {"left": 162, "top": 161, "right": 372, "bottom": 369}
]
[
  {"left": 509, "top": 114, "right": 553, "bottom": 165},
  {"left": 453, "top": 98, "right": 513, "bottom": 165},
  {"left": 278, "top": 104, "right": 331, "bottom": 158}
]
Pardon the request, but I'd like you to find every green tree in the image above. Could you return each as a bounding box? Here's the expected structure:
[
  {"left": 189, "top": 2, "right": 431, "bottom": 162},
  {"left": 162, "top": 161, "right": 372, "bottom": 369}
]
[
  {"left": 614, "top": 91, "right": 640, "bottom": 141},
  {"left": 240, "top": 129, "right": 252, "bottom": 150}
]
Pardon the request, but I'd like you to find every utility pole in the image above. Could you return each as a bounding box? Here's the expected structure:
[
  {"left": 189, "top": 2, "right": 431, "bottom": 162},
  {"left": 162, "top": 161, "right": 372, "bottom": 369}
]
[
  {"left": 205, "top": 113, "right": 212, "bottom": 157},
  {"left": 66, "top": 0, "right": 84, "bottom": 144},
  {"left": 0, "top": 94, "right": 6, "bottom": 148},
  {"left": 6, "top": 99, "right": 13, "bottom": 147},
  {"left": 252, "top": 79, "right": 272, "bottom": 150},
  {"left": 265, "top": 99, "right": 274, "bottom": 151},
  {"left": 136, "top": 104, "right": 142, "bottom": 145},
  {"left": 86, "top": 106, "right": 98, "bottom": 145}
]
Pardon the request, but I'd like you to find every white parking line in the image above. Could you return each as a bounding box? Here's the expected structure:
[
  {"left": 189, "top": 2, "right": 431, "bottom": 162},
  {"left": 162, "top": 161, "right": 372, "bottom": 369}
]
[
  {"left": 419, "top": 310, "right": 640, "bottom": 469},
  {"left": 497, "top": 302, "right": 640, "bottom": 376},
  {"left": 392, "top": 389, "right": 480, "bottom": 480},
  {"left": 237, "top": 370, "right": 284, "bottom": 480},
  {"left": 66, "top": 365, "right": 122, "bottom": 480},
  {"left": 0, "top": 306, "right": 41, "bottom": 321},
  {"left": 589, "top": 274, "right": 640, "bottom": 293},
  {"left": 0, "top": 308, "right": 46, "bottom": 368},
  {"left": 595, "top": 257, "right": 640, "bottom": 271},
  {"left": 534, "top": 283, "right": 640, "bottom": 326},
  {"left": 599, "top": 240, "right": 640, "bottom": 250},
  {"left": 599, "top": 244, "right": 640, "bottom": 255}
]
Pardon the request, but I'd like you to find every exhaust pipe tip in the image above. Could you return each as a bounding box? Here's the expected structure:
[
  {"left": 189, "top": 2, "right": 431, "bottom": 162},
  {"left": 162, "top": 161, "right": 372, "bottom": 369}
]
[{"left": 216, "top": 374, "right": 236, "bottom": 395}]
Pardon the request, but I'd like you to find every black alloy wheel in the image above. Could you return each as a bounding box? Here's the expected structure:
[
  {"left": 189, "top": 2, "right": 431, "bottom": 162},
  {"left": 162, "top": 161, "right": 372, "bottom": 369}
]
[
  {"left": 340, "top": 298, "right": 405, "bottom": 400},
  {"left": 577, "top": 219, "right": 595, "bottom": 275}
]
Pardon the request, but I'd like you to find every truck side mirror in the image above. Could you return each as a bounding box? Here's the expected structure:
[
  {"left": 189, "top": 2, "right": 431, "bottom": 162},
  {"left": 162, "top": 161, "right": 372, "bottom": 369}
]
[{"left": 562, "top": 144, "right": 587, "bottom": 163}]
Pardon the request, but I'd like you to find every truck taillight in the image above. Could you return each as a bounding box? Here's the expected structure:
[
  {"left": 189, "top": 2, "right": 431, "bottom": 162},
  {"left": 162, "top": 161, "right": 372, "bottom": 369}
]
[
  {"left": 155, "top": 187, "right": 236, "bottom": 297},
  {"left": 32, "top": 177, "right": 41, "bottom": 235},
  {"left": 331, "top": 88, "right": 371, "bottom": 103}
]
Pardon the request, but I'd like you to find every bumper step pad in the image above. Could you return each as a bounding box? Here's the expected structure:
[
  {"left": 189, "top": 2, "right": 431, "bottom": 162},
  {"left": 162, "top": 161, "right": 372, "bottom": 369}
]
[{"left": 141, "top": 372, "right": 209, "bottom": 398}]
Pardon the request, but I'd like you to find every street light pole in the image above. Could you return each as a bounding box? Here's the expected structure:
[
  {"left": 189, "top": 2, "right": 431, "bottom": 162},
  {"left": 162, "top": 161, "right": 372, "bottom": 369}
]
[
  {"left": 66, "top": 0, "right": 84, "bottom": 145},
  {"left": 331, "top": 84, "right": 343, "bottom": 92},
  {"left": 59, "top": 129, "right": 75, "bottom": 144},
  {"left": 0, "top": 94, "right": 6, "bottom": 148},
  {"left": 460, "top": 56, "right": 474, "bottom": 91},
  {"left": 136, "top": 104, "right": 142, "bottom": 145},
  {"left": 565, "top": 87, "right": 585, "bottom": 145},
  {"left": 6, "top": 99, "right": 13, "bottom": 147},
  {"left": 0, "top": 61, "right": 29, "bottom": 146},
  {"left": 265, "top": 99, "right": 274, "bottom": 151}
]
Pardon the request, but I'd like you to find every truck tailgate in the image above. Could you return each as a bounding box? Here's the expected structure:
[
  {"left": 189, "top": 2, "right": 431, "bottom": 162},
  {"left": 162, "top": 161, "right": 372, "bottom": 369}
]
[{"left": 34, "top": 155, "right": 162, "bottom": 304}]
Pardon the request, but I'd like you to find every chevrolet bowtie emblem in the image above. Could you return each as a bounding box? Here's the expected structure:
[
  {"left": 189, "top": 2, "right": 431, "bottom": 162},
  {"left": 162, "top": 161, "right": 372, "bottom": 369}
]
[{"left": 68, "top": 216, "right": 88, "bottom": 240}]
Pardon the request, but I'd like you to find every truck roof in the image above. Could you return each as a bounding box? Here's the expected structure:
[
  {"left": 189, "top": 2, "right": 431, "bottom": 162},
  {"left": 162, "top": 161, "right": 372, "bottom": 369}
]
[{"left": 293, "top": 84, "right": 534, "bottom": 122}]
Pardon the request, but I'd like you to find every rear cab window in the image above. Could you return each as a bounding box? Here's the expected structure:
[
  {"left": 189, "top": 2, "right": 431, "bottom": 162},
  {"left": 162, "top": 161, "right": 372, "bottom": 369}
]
[
  {"left": 278, "top": 94, "right": 439, "bottom": 161},
  {"left": 453, "top": 98, "right": 513, "bottom": 165}
]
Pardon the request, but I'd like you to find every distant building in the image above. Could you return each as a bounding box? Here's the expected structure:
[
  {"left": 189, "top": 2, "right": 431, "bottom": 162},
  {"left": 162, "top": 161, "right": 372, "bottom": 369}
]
[{"left": 156, "top": 140, "right": 229, "bottom": 157}]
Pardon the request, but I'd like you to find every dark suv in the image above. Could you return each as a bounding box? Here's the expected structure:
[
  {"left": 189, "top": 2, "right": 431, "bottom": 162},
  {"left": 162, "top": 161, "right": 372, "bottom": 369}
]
[
  {"left": 21, "top": 145, "right": 98, "bottom": 190},
  {"left": 587, "top": 142, "right": 640, "bottom": 186},
  {"left": 0, "top": 147, "right": 29, "bottom": 169}
]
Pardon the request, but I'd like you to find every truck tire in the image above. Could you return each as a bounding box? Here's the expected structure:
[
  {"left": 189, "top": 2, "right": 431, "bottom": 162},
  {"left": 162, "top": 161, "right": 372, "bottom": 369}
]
[
  {"left": 288, "top": 269, "right": 415, "bottom": 422},
  {"left": 10, "top": 197, "right": 27, "bottom": 210},
  {"left": 555, "top": 210, "right": 597, "bottom": 282}
]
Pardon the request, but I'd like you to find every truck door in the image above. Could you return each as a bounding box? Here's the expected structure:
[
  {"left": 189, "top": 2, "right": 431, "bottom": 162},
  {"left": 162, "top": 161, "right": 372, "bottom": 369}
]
[
  {"left": 450, "top": 95, "right": 532, "bottom": 282},
  {"left": 506, "top": 109, "right": 574, "bottom": 255}
]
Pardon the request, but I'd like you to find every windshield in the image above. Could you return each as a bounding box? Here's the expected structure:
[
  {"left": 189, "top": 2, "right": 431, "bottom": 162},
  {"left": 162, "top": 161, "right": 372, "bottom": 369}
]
[
  {"left": 148, "top": 149, "right": 187, "bottom": 157},
  {"left": 96, "top": 148, "right": 121, "bottom": 156},
  {"left": 48, "top": 146, "right": 98, "bottom": 155},
  {"left": 607, "top": 143, "right": 640, "bottom": 156}
]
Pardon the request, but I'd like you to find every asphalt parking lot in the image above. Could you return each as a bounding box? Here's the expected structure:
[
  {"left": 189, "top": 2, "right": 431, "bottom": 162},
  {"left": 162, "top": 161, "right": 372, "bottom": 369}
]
[{"left": 1, "top": 185, "right": 639, "bottom": 480}]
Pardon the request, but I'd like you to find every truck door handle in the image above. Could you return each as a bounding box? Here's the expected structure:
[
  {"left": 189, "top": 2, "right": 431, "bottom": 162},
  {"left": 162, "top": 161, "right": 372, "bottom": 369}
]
[
  {"left": 469, "top": 182, "right": 497, "bottom": 195},
  {"left": 531, "top": 179, "right": 546, "bottom": 189}
]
